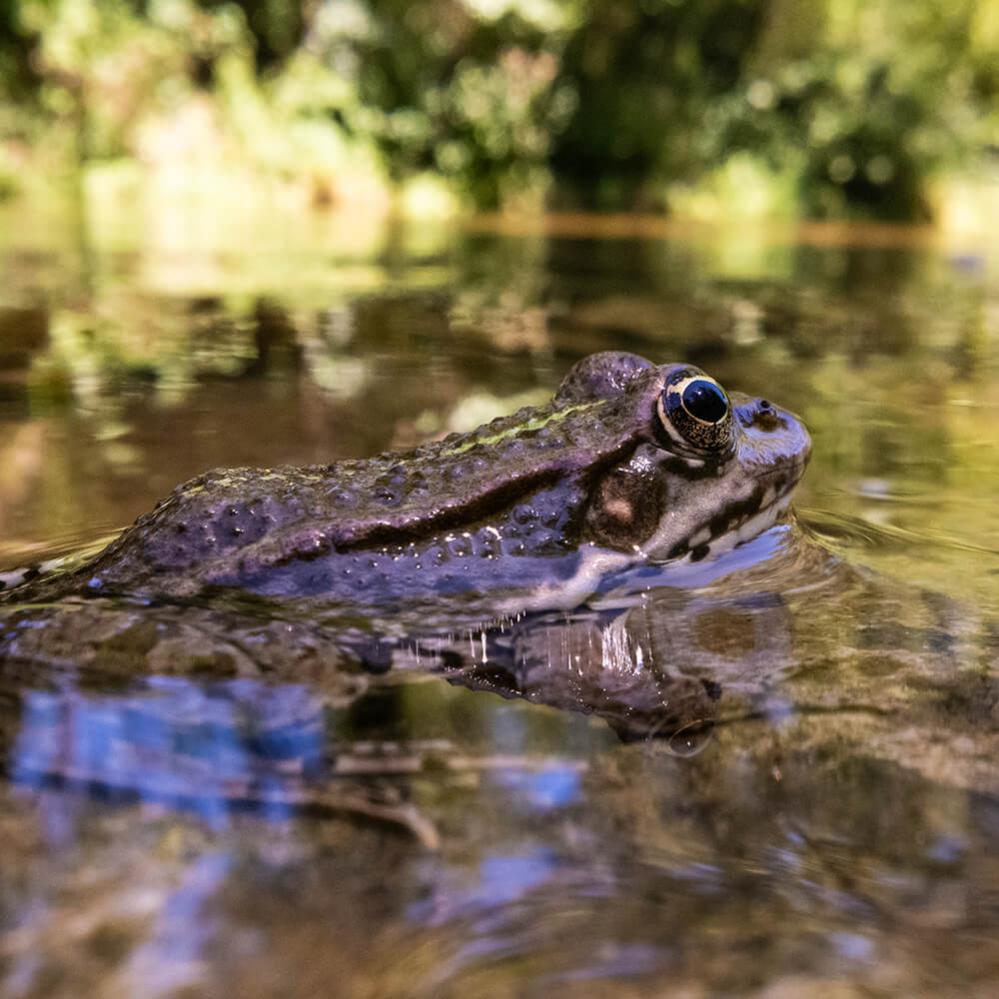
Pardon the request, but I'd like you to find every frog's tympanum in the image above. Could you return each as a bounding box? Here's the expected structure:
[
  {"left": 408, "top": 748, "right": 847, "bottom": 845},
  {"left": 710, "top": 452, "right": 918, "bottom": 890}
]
[{"left": 1, "top": 351, "right": 810, "bottom": 610}]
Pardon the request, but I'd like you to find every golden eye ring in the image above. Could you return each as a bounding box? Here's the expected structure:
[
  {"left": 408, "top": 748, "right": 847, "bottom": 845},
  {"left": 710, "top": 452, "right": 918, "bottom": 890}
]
[{"left": 657, "top": 372, "right": 732, "bottom": 451}]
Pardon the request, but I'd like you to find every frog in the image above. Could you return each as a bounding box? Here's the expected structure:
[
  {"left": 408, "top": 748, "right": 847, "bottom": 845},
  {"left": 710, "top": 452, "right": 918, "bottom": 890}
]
[
  {"left": 0, "top": 351, "right": 810, "bottom": 612},
  {"left": 2, "top": 348, "right": 994, "bottom": 845}
]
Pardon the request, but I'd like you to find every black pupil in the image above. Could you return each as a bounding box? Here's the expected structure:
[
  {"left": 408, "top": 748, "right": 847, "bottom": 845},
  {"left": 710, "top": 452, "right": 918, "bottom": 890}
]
[{"left": 682, "top": 380, "right": 728, "bottom": 423}]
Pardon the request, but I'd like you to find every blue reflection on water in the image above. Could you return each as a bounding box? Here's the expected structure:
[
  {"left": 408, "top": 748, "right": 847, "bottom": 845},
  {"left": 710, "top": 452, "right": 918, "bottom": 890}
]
[
  {"left": 491, "top": 767, "right": 581, "bottom": 811},
  {"left": 408, "top": 846, "right": 561, "bottom": 926},
  {"left": 830, "top": 931, "right": 876, "bottom": 963},
  {"left": 542, "top": 943, "right": 669, "bottom": 984},
  {"left": 126, "top": 851, "right": 236, "bottom": 996},
  {"left": 11, "top": 676, "right": 328, "bottom": 828},
  {"left": 478, "top": 850, "right": 559, "bottom": 905}
]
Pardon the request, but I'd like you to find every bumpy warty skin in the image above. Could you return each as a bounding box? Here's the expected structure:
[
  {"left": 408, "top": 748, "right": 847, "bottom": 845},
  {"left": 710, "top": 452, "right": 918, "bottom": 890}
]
[{"left": 1, "top": 353, "right": 810, "bottom": 607}]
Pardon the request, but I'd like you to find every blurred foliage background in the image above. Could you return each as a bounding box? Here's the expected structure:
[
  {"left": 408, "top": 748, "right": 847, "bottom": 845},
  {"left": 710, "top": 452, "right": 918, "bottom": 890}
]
[{"left": 1, "top": 0, "right": 999, "bottom": 219}]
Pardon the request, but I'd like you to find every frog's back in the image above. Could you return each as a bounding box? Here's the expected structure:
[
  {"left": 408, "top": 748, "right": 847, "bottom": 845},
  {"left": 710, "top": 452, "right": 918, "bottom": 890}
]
[{"left": 49, "top": 385, "right": 646, "bottom": 601}]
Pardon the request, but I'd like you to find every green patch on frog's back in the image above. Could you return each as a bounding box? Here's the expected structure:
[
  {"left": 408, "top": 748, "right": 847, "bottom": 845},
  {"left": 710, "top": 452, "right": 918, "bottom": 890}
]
[{"left": 440, "top": 401, "right": 601, "bottom": 456}]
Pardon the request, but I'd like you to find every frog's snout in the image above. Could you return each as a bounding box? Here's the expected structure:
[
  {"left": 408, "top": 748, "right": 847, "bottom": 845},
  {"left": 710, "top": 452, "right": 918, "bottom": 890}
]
[{"left": 734, "top": 395, "right": 812, "bottom": 479}]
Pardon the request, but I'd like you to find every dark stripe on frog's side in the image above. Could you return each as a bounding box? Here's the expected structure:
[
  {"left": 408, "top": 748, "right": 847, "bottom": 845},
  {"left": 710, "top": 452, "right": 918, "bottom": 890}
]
[
  {"left": 213, "top": 464, "right": 606, "bottom": 586},
  {"left": 206, "top": 475, "right": 604, "bottom": 599}
]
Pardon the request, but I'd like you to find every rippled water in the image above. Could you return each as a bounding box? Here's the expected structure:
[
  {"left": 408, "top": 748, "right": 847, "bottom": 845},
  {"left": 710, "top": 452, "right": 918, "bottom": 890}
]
[{"left": 0, "top": 199, "right": 997, "bottom": 996}]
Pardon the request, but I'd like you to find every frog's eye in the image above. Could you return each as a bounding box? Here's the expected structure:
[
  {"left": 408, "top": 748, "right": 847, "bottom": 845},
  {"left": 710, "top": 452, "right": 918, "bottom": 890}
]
[{"left": 658, "top": 372, "right": 732, "bottom": 451}]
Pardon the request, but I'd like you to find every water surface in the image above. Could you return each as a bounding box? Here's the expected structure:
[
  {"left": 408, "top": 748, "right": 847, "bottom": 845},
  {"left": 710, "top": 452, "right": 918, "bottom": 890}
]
[{"left": 0, "top": 199, "right": 997, "bottom": 996}]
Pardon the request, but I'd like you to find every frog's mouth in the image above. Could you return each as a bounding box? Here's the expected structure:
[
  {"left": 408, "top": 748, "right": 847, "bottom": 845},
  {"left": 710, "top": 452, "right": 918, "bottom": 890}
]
[
  {"left": 694, "top": 478, "right": 798, "bottom": 560},
  {"left": 694, "top": 452, "right": 811, "bottom": 559},
  {"left": 637, "top": 443, "right": 810, "bottom": 566}
]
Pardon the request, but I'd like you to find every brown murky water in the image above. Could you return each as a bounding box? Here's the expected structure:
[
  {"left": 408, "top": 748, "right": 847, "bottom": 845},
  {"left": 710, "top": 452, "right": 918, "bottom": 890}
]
[{"left": 0, "top": 198, "right": 997, "bottom": 996}]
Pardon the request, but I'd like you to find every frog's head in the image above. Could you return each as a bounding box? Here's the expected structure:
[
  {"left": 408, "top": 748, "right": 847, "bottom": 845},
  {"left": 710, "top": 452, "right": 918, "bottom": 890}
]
[{"left": 574, "top": 356, "right": 811, "bottom": 561}]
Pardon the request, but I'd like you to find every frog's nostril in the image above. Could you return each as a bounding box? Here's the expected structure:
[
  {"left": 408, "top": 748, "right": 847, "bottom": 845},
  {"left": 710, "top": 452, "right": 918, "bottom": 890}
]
[{"left": 755, "top": 408, "right": 783, "bottom": 432}]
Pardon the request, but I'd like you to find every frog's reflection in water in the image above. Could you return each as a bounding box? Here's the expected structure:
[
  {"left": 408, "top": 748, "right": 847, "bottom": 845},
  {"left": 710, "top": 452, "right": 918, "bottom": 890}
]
[
  {"left": 449, "top": 588, "right": 793, "bottom": 748},
  {"left": 2, "top": 583, "right": 798, "bottom": 833}
]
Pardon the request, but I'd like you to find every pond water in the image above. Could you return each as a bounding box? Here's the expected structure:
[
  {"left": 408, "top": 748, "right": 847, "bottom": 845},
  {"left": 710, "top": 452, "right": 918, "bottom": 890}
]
[{"left": 0, "top": 198, "right": 997, "bottom": 996}]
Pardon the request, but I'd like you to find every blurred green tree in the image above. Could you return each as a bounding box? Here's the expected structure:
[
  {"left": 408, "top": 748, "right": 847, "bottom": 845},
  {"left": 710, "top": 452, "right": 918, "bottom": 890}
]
[
  {"left": 712, "top": 0, "right": 997, "bottom": 219},
  {"left": 313, "top": 0, "right": 574, "bottom": 208},
  {"left": 548, "top": 0, "right": 768, "bottom": 210},
  {"left": 1, "top": 0, "right": 998, "bottom": 218}
]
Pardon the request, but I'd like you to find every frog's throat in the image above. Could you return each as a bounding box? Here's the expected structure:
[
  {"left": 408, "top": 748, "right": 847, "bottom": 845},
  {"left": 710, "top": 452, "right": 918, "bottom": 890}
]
[
  {"left": 655, "top": 490, "right": 794, "bottom": 565},
  {"left": 636, "top": 450, "right": 807, "bottom": 565},
  {"left": 503, "top": 490, "right": 795, "bottom": 618}
]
